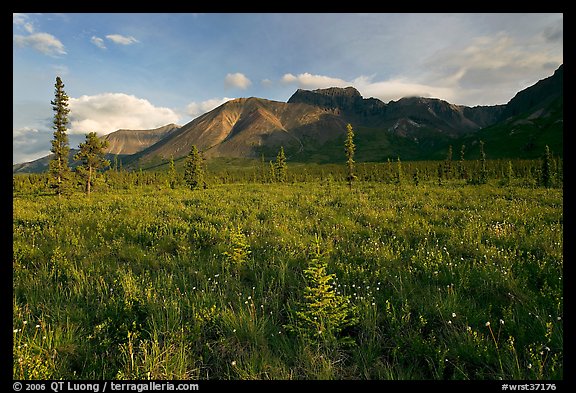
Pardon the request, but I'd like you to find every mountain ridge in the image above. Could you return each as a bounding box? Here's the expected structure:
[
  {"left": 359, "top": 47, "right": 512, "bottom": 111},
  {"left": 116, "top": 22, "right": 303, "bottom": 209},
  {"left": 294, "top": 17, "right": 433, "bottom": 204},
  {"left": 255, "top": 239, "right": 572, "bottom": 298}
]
[{"left": 13, "top": 64, "right": 563, "bottom": 173}]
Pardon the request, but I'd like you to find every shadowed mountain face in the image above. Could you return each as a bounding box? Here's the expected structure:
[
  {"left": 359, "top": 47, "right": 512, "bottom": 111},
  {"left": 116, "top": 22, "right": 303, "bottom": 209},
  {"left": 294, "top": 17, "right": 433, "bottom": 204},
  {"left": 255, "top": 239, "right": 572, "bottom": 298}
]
[{"left": 13, "top": 65, "right": 563, "bottom": 172}]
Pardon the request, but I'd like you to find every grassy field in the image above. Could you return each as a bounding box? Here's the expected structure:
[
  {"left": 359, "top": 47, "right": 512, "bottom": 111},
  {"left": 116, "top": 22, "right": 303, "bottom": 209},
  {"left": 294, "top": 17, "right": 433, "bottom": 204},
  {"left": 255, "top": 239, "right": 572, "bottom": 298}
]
[{"left": 13, "top": 180, "right": 563, "bottom": 380}]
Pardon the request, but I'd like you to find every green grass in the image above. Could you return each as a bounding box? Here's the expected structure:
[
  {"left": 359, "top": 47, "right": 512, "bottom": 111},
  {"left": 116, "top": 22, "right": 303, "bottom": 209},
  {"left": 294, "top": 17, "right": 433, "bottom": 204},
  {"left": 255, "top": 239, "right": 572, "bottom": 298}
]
[{"left": 13, "top": 180, "right": 563, "bottom": 380}]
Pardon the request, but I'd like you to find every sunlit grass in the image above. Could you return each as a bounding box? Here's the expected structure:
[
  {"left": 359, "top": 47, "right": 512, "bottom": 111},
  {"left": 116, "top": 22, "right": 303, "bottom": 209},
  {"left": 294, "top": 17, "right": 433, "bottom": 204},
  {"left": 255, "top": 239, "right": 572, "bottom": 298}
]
[{"left": 13, "top": 180, "right": 562, "bottom": 379}]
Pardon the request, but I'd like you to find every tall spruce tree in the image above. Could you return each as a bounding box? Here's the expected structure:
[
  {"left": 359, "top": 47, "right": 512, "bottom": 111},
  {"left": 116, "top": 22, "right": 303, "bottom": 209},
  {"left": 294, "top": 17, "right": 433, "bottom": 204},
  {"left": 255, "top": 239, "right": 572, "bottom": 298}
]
[
  {"left": 184, "top": 145, "right": 205, "bottom": 190},
  {"left": 274, "top": 146, "right": 287, "bottom": 183},
  {"left": 444, "top": 145, "right": 453, "bottom": 180},
  {"left": 541, "top": 145, "right": 554, "bottom": 188},
  {"left": 345, "top": 123, "right": 357, "bottom": 189},
  {"left": 168, "top": 156, "right": 177, "bottom": 189},
  {"left": 478, "top": 140, "right": 488, "bottom": 184},
  {"left": 459, "top": 144, "right": 467, "bottom": 180},
  {"left": 48, "top": 76, "right": 71, "bottom": 197},
  {"left": 74, "top": 132, "right": 110, "bottom": 196}
]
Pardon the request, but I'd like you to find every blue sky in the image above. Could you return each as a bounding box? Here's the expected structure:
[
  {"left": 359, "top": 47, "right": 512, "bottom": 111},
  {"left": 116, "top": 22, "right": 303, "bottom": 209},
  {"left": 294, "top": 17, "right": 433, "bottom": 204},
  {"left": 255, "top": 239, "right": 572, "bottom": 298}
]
[{"left": 13, "top": 13, "right": 563, "bottom": 164}]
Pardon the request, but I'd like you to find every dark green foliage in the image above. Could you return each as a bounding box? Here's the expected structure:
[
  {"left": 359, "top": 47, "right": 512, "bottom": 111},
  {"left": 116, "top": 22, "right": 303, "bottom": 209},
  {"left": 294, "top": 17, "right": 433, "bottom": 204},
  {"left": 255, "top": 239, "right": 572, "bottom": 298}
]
[
  {"left": 274, "top": 146, "right": 287, "bottom": 183},
  {"left": 184, "top": 145, "right": 206, "bottom": 190},
  {"left": 168, "top": 156, "right": 178, "bottom": 189},
  {"left": 48, "top": 76, "right": 72, "bottom": 197},
  {"left": 413, "top": 168, "right": 420, "bottom": 186},
  {"left": 444, "top": 145, "right": 453, "bottom": 180},
  {"left": 395, "top": 157, "right": 403, "bottom": 185},
  {"left": 74, "top": 132, "right": 110, "bottom": 196},
  {"left": 541, "top": 145, "right": 554, "bottom": 188},
  {"left": 479, "top": 140, "right": 488, "bottom": 184},
  {"left": 459, "top": 145, "right": 468, "bottom": 180}
]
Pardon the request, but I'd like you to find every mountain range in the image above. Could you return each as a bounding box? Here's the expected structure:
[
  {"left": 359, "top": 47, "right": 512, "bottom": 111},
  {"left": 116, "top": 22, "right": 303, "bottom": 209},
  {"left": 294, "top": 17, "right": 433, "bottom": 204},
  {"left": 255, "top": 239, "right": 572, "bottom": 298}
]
[{"left": 13, "top": 65, "right": 562, "bottom": 174}]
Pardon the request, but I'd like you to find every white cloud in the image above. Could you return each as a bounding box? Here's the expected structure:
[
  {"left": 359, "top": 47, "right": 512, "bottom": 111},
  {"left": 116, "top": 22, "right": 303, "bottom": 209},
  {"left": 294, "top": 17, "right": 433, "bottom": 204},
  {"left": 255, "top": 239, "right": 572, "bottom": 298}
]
[
  {"left": 353, "top": 76, "right": 456, "bottom": 103},
  {"left": 13, "top": 126, "right": 39, "bottom": 138},
  {"left": 13, "top": 13, "right": 33, "bottom": 32},
  {"left": 91, "top": 36, "right": 107, "bottom": 49},
  {"left": 68, "top": 93, "right": 180, "bottom": 135},
  {"left": 281, "top": 73, "right": 349, "bottom": 89},
  {"left": 13, "top": 32, "right": 66, "bottom": 56},
  {"left": 105, "top": 34, "right": 139, "bottom": 45},
  {"left": 261, "top": 78, "right": 273, "bottom": 87},
  {"left": 280, "top": 72, "right": 455, "bottom": 103},
  {"left": 420, "top": 32, "right": 564, "bottom": 105},
  {"left": 224, "top": 73, "right": 252, "bottom": 89},
  {"left": 13, "top": 13, "right": 28, "bottom": 25},
  {"left": 186, "top": 97, "right": 234, "bottom": 118}
]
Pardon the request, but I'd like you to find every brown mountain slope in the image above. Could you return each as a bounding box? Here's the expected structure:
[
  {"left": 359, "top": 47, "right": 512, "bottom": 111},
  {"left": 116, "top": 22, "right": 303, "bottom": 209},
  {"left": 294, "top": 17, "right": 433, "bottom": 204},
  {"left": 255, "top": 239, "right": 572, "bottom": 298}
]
[
  {"left": 131, "top": 97, "right": 348, "bottom": 162},
  {"left": 104, "top": 123, "right": 180, "bottom": 155}
]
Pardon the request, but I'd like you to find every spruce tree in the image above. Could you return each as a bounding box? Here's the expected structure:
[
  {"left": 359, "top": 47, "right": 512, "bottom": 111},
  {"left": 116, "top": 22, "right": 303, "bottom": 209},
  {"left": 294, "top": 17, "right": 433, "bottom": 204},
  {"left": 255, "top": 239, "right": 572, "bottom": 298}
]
[
  {"left": 444, "top": 145, "right": 453, "bottom": 180},
  {"left": 48, "top": 76, "right": 71, "bottom": 197},
  {"left": 274, "top": 146, "right": 287, "bottom": 183},
  {"left": 168, "top": 156, "right": 177, "bottom": 189},
  {"left": 459, "top": 144, "right": 467, "bottom": 180},
  {"left": 184, "top": 145, "right": 205, "bottom": 190},
  {"left": 413, "top": 168, "right": 420, "bottom": 186},
  {"left": 395, "top": 156, "right": 403, "bottom": 185},
  {"left": 286, "top": 236, "right": 358, "bottom": 346},
  {"left": 345, "top": 123, "right": 357, "bottom": 189},
  {"left": 478, "top": 140, "right": 488, "bottom": 184},
  {"left": 74, "top": 132, "right": 110, "bottom": 196},
  {"left": 541, "top": 145, "right": 554, "bottom": 188},
  {"left": 269, "top": 161, "right": 276, "bottom": 183}
]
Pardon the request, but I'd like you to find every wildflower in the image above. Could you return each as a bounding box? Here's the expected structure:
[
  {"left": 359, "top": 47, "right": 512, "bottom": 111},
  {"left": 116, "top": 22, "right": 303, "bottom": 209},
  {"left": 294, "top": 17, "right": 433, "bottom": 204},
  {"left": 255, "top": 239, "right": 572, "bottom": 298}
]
[
  {"left": 528, "top": 364, "right": 532, "bottom": 369},
  {"left": 485, "top": 321, "right": 491, "bottom": 327},
  {"left": 247, "top": 296, "right": 252, "bottom": 300},
  {"left": 452, "top": 313, "right": 456, "bottom": 318},
  {"left": 23, "top": 321, "right": 27, "bottom": 325},
  {"left": 13, "top": 329, "right": 18, "bottom": 333},
  {"left": 36, "top": 324, "right": 41, "bottom": 328},
  {"left": 500, "top": 319, "right": 504, "bottom": 325},
  {"left": 231, "top": 361, "right": 237, "bottom": 366},
  {"left": 448, "top": 320, "right": 452, "bottom": 324}
]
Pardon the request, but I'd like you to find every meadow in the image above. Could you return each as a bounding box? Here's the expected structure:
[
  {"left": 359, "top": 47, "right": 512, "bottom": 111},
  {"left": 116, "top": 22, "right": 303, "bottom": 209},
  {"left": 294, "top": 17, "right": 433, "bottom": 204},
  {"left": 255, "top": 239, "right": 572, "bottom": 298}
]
[{"left": 13, "top": 169, "right": 563, "bottom": 380}]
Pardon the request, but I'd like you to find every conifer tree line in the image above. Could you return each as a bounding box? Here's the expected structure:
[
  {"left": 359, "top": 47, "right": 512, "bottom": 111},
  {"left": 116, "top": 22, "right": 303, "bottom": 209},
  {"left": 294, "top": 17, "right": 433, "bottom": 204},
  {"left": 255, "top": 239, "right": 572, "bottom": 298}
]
[{"left": 14, "top": 76, "right": 562, "bottom": 195}]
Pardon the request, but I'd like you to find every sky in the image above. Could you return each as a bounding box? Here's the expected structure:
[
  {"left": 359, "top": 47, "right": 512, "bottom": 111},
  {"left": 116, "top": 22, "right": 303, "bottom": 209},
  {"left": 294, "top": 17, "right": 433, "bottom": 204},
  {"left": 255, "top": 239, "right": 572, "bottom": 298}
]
[{"left": 13, "top": 13, "right": 563, "bottom": 164}]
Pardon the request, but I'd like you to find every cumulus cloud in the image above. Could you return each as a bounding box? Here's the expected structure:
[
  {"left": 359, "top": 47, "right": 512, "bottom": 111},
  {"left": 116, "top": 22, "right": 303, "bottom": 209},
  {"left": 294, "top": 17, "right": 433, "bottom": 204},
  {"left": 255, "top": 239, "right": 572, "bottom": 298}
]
[
  {"left": 13, "top": 126, "right": 39, "bottom": 139},
  {"left": 353, "top": 76, "right": 456, "bottom": 103},
  {"left": 68, "top": 93, "right": 180, "bottom": 135},
  {"left": 91, "top": 36, "right": 106, "bottom": 49},
  {"left": 224, "top": 73, "right": 252, "bottom": 89},
  {"left": 12, "top": 126, "right": 53, "bottom": 164},
  {"left": 281, "top": 73, "right": 349, "bottom": 89},
  {"left": 280, "top": 72, "right": 454, "bottom": 104},
  {"left": 106, "top": 34, "right": 139, "bottom": 45},
  {"left": 186, "top": 97, "right": 234, "bottom": 119},
  {"left": 420, "top": 32, "right": 563, "bottom": 105},
  {"left": 13, "top": 13, "right": 34, "bottom": 33},
  {"left": 13, "top": 32, "right": 66, "bottom": 56}
]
